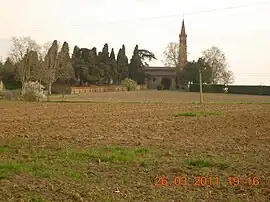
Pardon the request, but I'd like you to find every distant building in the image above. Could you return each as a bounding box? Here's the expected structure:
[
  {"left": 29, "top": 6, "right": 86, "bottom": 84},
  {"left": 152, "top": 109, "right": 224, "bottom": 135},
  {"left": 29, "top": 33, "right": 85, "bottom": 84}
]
[{"left": 145, "top": 20, "right": 188, "bottom": 90}]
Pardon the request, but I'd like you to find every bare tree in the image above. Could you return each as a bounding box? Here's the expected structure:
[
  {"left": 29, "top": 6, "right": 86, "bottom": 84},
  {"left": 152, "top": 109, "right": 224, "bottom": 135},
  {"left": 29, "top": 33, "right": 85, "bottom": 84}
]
[
  {"left": 9, "top": 36, "right": 41, "bottom": 63},
  {"left": 43, "top": 40, "right": 74, "bottom": 94},
  {"left": 9, "top": 37, "right": 43, "bottom": 86},
  {"left": 220, "top": 69, "right": 235, "bottom": 84},
  {"left": 163, "top": 42, "right": 179, "bottom": 67},
  {"left": 202, "top": 46, "right": 234, "bottom": 84}
]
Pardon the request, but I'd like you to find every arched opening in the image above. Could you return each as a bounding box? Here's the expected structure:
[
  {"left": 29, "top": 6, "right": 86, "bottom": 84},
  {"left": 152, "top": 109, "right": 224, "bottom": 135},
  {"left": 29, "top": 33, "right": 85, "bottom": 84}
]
[{"left": 161, "top": 78, "right": 171, "bottom": 90}]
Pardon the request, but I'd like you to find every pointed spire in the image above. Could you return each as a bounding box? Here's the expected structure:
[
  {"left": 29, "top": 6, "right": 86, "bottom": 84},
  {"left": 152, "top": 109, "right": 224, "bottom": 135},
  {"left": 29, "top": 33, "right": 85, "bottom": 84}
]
[{"left": 180, "top": 19, "right": 186, "bottom": 36}]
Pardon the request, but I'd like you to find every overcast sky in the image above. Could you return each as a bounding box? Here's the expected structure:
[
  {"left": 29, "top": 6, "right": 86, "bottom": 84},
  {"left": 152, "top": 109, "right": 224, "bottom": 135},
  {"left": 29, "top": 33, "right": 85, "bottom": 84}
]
[{"left": 0, "top": 0, "right": 270, "bottom": 85}]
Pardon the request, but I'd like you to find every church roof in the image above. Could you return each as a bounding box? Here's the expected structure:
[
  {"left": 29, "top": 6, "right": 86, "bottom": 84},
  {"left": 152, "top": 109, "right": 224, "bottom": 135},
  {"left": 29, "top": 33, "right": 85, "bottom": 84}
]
[{"left": 145, "top": 66, "right": 175, "bottom": 71}]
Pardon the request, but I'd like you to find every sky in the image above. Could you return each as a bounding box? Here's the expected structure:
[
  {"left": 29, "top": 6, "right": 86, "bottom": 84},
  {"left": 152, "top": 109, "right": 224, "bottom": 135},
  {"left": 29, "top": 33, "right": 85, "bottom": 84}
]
[{"left": 0, "top": 0, "right": 270, "bottom": 85}]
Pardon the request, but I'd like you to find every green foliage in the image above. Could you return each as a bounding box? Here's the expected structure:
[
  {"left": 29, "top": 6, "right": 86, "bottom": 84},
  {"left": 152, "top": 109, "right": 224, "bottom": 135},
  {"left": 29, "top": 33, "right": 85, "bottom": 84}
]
[
  {"left": 99, "top": 43, "right": 111, "bottom": 84},
  {"left": 27, "top": 194, "right": 45, "bottom": 202},
  {"left": 1, "top": 39, "right": 156, "bottom": 89},
  {"left": 189, "top": 84, "right": 225, "bottom": 93},
  {"left": 121, "top": 78, "right": 137, "bottom": 91},
  {"left": 189, "top": 84, "right": 270, "bottom": 96},
  {"left": 64, "top": 146, "right": 152, "bottom": 163},
  {"left": 129, "top": 45, "right": 156, "bottom": 84},
  {"left": 185, "top": 155, "right": 229, "bottom": 169},
  {"left": 0, "top": 145, "right": 154, "bottom": 180},
  {"left": 0, "top": 57, "right": 21, "bottom": 90},
  {"left": 227, "top": 85, "right": 270, "bottom": 96},
  {"left": 73, "top": 47, "right": 92, "bottom": 85},
  {"left": 109, "top": 48, "right": 118, "bottom": 84},
  {"left": 43, "top": 40, "right": 74, "bottom": 94},
  {"left": 116, "top": 45, "right": 129, "bottom": 83},
  {"left": 72, "top": 44, "right": 123, "bottom": 85},
  {"left": 19, "top": 50, "right": 41, "bottom": 85},
  {"left": 164, "top": 44, "right": 235, "bottom": 85},
  {"left": 72, "top": 46, "right": 82, "bottom": 81},
  {"left": 182, "top": 58, "right": 212, "bottom": 84},
  {"left": 21, "top": 91, "right": 38, "bottom": 101},
  {"left": 3, "top": 81, "right": 21, "bottom": 90},
  {"left": 137, "top": 49, "right": 156, "bottom": 61},
  {"left": 174, "top": 111, "right": 223, "bottom": 117}
]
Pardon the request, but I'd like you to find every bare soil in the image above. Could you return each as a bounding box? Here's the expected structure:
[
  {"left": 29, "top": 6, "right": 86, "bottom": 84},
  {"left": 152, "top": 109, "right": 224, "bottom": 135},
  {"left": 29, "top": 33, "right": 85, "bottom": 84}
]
[
  {"left": 0, "top": 92, "right": 270, "bottom": 202},
  {"left": 50, "top": 91, "right": 270, "bottom": 103}
]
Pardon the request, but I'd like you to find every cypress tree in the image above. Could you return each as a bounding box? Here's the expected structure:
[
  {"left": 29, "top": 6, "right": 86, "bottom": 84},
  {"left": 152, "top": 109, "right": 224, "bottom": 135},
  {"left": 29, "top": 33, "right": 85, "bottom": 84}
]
[
  {"left": 109, "top": 48, "right": 117, "bottom": 84},
  {"left": 129, "top": 45, "right": 156, "bottom": 84},
  {"left": 116, "top": 45, "right": 128, "bottom": 83},
  {"left": 98, "top": 43, "right": 111, "bottom": 84}
]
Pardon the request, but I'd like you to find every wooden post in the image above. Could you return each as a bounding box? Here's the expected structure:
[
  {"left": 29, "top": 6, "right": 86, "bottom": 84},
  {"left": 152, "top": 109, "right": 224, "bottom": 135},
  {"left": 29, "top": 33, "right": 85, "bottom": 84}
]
[{"left": 199, "top": 67, "right": 203, "bottom": 104}]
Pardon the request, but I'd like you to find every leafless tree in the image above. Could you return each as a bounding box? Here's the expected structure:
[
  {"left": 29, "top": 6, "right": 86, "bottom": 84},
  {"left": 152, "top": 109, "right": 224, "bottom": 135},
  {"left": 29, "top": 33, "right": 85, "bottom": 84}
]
[
  {"left": 163, "top": 42, "right": 179, "bottom": 67},
  {"left": 202, "top": 46, "right": 234, "bottom": 84},
  {"left": 9, "top": 37, "right": 44, "bottom": 86},
  {"left": 220, "top": 69, "right": 235, "bottom": 84},
  {"left": 9, "top": 36, "right": 41, "bottom": 63}
]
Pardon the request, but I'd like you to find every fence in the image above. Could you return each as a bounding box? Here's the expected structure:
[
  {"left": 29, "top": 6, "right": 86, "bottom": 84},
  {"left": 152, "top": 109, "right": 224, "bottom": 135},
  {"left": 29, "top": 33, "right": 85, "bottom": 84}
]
[
  {"left": 189, "top": 84, "right": 270, "bottom": 96},
  {"left": 189, "top": 84, "right": 225, "bottom": 93},
  {"left": 227, "top": 85, "right": 270, "bottom": 96}
]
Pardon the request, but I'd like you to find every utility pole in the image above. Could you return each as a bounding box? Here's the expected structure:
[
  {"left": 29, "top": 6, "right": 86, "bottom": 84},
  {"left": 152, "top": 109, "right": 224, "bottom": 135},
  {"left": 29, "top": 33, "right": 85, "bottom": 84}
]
[{"left": 199, "top": 67, "right": 203, "bottom": 104}]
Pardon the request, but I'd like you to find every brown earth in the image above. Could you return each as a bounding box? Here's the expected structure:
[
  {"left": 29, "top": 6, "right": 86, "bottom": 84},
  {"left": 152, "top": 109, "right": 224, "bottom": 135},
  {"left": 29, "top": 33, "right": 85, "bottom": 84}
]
[
  {"left": 0, "top": 92, "right": 270, "bottom": 201},
  {"left": 49, "top": 91, "right": 270, "bottom": 103}
]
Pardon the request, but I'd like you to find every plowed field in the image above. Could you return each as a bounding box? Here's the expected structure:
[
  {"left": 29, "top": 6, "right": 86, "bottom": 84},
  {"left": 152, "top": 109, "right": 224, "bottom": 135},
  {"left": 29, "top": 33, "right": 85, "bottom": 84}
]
[{"left": 0, "top": 92, "right": 270, "bottom": 201}]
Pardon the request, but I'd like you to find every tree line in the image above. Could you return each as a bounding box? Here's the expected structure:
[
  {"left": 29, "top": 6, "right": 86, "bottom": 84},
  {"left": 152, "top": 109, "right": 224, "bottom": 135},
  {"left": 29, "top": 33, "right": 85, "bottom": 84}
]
[
  {"left": 163, "top": 43, "right": 235, "bottom": 85},
  {"left": 0, "top": 37, "right": 156, "bottom": 94},
  {"left": 0, "top": 37, "right": 234, "bottom": 95}
]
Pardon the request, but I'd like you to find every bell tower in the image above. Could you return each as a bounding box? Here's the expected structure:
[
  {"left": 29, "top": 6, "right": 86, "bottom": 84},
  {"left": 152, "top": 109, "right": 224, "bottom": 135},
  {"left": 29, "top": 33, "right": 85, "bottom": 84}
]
[
  {"left": 179, "top": 19, "right": 187, "bottom": 69},
  {"left": 176, "top": 19, "right": 188, "bottom": 89}
]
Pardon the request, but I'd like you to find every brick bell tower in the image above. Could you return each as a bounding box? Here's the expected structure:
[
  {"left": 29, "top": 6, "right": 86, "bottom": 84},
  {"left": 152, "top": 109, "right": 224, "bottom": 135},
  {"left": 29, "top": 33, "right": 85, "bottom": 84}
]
[
  {"left": 179, "top": 19, "right": 187, "bottom": 68},
  {"left": 177, "top": 19, "right": 188, "bottom": 89}
]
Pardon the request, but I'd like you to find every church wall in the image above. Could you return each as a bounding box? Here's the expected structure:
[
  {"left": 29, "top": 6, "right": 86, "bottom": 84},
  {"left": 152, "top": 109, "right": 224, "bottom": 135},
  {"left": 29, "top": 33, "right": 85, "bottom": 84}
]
[{"left": 147, "top": 77, "right": 162, "bottom": 89}]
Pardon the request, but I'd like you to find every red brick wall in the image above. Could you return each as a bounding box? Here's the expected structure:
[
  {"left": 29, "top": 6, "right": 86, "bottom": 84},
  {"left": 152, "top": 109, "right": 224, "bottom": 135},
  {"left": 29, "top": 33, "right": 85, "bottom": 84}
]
[{"left": 71, "top": 85, "right": 147, "bottom": 94}]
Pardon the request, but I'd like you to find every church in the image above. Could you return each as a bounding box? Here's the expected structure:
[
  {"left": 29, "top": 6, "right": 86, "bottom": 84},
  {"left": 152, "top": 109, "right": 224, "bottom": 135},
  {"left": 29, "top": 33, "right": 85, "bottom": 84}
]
[{"left": 145, "top": 20, "right": 188, "bottom": 90}]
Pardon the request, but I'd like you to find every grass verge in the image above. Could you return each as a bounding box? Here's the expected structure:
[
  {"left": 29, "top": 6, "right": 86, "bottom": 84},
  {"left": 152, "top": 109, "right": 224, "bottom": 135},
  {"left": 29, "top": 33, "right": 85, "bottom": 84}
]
[
  {"left": 0, "top": 145, "right": 156, "bottom": 180},
  {"left": 174, "top": 111, "right": 223, "bottom": 117},
  {"left": 185, "top": 155, "right": 230, "bottom": 170}
]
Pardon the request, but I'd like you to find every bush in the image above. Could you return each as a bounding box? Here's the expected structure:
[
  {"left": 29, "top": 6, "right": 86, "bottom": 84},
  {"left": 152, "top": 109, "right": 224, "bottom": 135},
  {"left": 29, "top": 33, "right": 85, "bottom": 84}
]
[
  {"left": 157, "top": 84, "right": 164, "bottom": 90},
  {"left": 4, "top": 90, "right": 21, "bottom": 100},
  {"left": 0, "top": 81, "right": 20, "bottom": 100},
  {"left": 3, "top": 81, "right": 21, "bottom": 90},
  {"left": 189, "top": 84, "right": 225, "bottom": 93},
  {"left": 21, "top": 81, "right": 47, "bottom": 102},
  {"left": 0, "top": 90, "right": 21, "bottom": 100},
  {"left": 121, "top": 78, "right": 137, "bottom": 91},
  {"left": 21, "top": 91, "right": 38, "bottom": 101}
]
